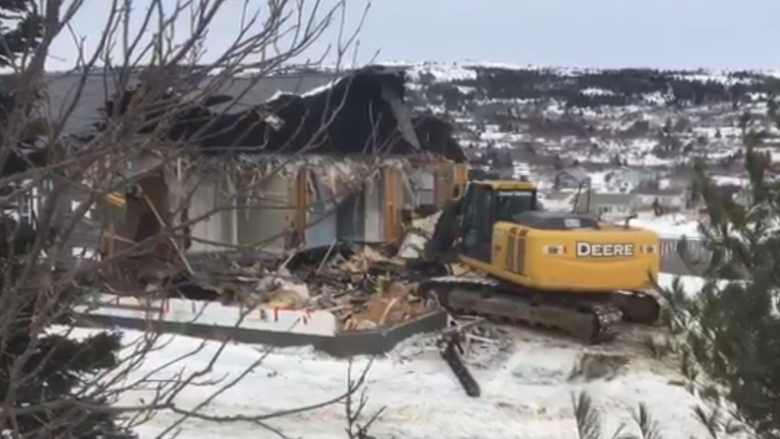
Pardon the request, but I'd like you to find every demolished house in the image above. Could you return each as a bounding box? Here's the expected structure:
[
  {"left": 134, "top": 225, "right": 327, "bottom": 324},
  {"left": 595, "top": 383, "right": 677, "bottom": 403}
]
[{"left": 82, "top": 66, "right": 468, "bottom": 266}]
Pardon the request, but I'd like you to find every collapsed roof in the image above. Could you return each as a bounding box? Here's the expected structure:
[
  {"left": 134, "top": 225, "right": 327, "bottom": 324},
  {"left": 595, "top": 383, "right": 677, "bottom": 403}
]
[{"left": 86, "top": 66, "right": 467, "bottom": 161}]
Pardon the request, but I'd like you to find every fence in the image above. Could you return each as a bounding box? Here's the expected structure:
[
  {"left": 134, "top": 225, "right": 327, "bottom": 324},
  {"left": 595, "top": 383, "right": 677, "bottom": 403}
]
[{"left": 659, "top": 237, "right": 709, "bottom": 275}]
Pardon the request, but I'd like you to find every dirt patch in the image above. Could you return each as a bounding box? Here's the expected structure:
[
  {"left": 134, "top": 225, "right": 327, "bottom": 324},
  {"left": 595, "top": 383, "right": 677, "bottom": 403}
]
[{"left": 568, "top": 352, "right": 631, "bottom": 382}]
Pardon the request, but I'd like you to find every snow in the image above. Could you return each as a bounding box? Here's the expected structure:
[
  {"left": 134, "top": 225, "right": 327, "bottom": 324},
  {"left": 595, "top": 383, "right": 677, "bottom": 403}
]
[
  {"left": 628, "top": 214, "right": 701, "bottom": 239},
  {"left": 66, "top": 324, "right": 720, "bottom": 439},
  {"left": 405, "top": 62, "right": 478, "bottom": 82},
  {"left": 657, "top": 273, "right": 709, "bottom": 298}
]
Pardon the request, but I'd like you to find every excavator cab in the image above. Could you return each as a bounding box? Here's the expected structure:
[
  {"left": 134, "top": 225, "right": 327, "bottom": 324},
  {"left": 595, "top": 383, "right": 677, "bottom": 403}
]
[
  {"left": 423, "top": 180, "right": 539, "bottom": 262},
  {"left": 458, "top": 181, "right": 538, "bottom": 262},
  {"left": 424, "top": 180, "right": 538, "bottom": 262}
]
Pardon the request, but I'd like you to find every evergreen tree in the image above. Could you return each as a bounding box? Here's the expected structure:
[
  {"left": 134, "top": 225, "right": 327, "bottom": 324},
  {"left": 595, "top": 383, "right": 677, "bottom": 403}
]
[
  {"left": 0, "top": 0, "right": 42, "bottom": 67},
  {"left": 663, "top": 111, "right": 780, "bottom": 438},
  {"left": 0, "top": 2, "right": 137, "bottom": 438},
  {"left": 0, "top": 220, "right": 135, "bottom": 438}
]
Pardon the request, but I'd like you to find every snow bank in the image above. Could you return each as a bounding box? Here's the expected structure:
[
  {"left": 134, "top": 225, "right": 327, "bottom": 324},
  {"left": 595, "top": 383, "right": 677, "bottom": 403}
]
[
  {"left": 628, "top": 215, "right": 701, "bottom": 240},
  {"left": 70, "top": 326, "right": 717, "bottom": 439},
  {"left": 657, "top": 273, "right": 708, "bottom": 297}
]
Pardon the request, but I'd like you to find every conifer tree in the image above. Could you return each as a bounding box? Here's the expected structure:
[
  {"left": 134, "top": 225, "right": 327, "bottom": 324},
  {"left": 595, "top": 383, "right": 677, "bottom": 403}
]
[
  {"left": 0, "top": 0, "right": 42, "bottom": 67},
  {"left": 662, "top": 109, "right": 780, "bottom": 438},
  {"left": 0, "top": 1, "right": 136, "bottom": 437}
]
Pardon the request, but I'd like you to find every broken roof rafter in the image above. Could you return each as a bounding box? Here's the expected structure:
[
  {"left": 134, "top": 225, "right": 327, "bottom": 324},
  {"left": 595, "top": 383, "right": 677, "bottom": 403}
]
[{"left": 81, "top": 65, "right": 467, "bottom": 162}]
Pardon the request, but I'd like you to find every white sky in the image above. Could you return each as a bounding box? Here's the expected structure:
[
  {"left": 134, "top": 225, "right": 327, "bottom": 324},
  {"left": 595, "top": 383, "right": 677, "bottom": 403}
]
[{"left": 44, "top": 0, "right": 779, "bottom": 71}]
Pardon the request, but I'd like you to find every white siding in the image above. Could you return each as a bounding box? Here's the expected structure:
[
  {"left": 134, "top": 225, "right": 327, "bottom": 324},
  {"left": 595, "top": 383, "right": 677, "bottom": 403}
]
[
  {"left": 188, "top": 175, "right": 237, "bottom": 253},
  {"left": 363, "top": 176, "right": 383, "bottom": 243},
  {"left": 304, "top": 175, "right": 338, "bottom": 249},
  {"left": 237, "top": 172, "right": 293, "bottom": 255}
]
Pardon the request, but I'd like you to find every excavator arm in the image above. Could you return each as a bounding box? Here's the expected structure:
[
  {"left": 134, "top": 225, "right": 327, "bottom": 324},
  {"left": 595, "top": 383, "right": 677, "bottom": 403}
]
[{"left": 423, "top": 195, "right": 464, "bottom": 262}]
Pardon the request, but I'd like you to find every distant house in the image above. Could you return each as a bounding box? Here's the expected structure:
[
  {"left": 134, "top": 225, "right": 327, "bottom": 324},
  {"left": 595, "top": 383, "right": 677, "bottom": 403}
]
[
  {"left": 631, "top": 187, "right": 688, "bottom": 211},
  {"left": 609, "top": 168, "right": 658, "bottom": 192},
  {"left": 553, "top": 167, "right": 589, "bottom": 190},
  {"left": 572, "top": 191, "right": 638, "bottom": 218},
  {"left": 590, "top": 193, "right": 637, "bottom": 217},
  {"left": 540, "top": 191, "right": 575, "bottom": 211}
]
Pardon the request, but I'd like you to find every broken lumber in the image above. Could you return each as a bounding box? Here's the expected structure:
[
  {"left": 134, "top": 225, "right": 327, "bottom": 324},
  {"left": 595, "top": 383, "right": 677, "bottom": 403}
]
[{"left": 440, "top": 335, "right": 480, "bottom": 398}]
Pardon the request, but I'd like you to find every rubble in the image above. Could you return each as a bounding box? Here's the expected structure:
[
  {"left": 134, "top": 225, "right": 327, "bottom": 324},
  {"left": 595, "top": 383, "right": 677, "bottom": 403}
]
[
  {"left": 105, "top": 209, "right": 451, "bottom": 334},
  {"left": 127, "top": 242, "right": 437, "bottom": 331}
]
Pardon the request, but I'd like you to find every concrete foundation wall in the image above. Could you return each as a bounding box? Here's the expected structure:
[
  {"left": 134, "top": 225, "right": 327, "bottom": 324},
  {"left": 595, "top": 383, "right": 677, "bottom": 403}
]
[
  {"left": 76, "top": 300, "right": 448, "bottom": 358},
  {"left": 75, "top": 295, "right": 338, "bottom": 336}
]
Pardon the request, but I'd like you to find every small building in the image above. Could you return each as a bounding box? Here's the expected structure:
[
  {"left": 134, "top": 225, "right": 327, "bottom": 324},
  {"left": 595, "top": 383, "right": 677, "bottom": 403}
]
[
  {"left": 631, "top": 187, "right": 688, "bottom": 211},
  {"left": 573, "top": 191, "right": 638, "bottom": 218}
]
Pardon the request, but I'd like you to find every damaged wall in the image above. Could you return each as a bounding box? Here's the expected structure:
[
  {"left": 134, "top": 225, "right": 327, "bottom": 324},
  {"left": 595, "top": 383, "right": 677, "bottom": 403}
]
[
  {"left": 238, "top": 171, "right": 296, "bottom": 254},
  {"left": 187, "top": 173, "right": 238, "bottom": 253},
  {"left": 363, "top": 175, "right": 384, "bottom": 243},
  {"left": 185, "top": 167, "right": 296, "bottom": 254},
  {"left": 305, "top": 170, "right": 339, "bottom": 249},
  {"left": 181, "top": 157, "right": 466, "bottom": 254},
  {"left": 99, "top": 155, "right": 468, "bottom": 260}
]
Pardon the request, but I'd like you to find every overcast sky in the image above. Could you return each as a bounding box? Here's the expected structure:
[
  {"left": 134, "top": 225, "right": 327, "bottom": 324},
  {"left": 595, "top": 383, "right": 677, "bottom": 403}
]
[{"left": 48, "top": 0, "right": 778, "bottom": 70}]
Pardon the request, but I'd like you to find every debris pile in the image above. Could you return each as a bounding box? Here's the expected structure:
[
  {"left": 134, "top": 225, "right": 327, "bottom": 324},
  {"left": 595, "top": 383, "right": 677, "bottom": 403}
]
[
  {"left": 344, "top": 280, "right": 427, "bottom": 329},
  {"left": 118, "top": 236, "right": 441, "bottom": 332},
  {"left": 292, "top": 245, "right": 434, "bottom": 330}
]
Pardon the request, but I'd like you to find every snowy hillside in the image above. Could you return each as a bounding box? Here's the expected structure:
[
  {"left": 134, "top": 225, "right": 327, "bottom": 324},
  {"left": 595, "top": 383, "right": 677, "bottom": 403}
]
[{"left": 387, "top": 61, "right": 780, "bottom": 198}]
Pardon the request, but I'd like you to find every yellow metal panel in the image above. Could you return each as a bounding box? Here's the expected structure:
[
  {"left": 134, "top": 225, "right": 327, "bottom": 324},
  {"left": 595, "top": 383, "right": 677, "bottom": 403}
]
[
  {"left": 105, "top": 191, "right": 126, "bottom": 207},
  {"left": 469, "top": 221, "right": 660, "bottom": 293}
]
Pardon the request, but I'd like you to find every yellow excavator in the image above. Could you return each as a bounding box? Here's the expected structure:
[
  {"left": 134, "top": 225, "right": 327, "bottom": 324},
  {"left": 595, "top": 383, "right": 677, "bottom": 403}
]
[{"left": 416, "top": 179, "right": 662, "bottom": 343}]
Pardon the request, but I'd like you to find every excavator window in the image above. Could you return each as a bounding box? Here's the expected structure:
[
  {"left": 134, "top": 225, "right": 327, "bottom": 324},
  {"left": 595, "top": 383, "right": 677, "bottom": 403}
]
[
  {"left": 459, "top": 184, "right": 538, "bottom": 263},
  {"left": 459, "top": 183, "right": 492, "bottom": 261},
  {"left": 514, "top": 211, "right": 600, "bottom": 230},
  {"left": 494, "top": 189, "right": 537, "bottom": 222}
]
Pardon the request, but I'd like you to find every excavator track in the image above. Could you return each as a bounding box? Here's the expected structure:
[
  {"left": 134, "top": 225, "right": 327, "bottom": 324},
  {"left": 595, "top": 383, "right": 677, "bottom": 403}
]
[{"left": 419, "top": 276, "right": 628, "bottom": 344}]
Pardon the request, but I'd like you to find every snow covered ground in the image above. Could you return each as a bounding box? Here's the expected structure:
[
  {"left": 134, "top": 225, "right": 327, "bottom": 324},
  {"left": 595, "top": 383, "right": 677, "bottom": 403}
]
[
  {"left": 628, "top": 213, "right": 701, "bottom": 240},
  {"left": 83, "top": 325, "right": 710, "bottom": 439},
  {"left": 70, "top": 271, "right": 717, "bottom": 439}
]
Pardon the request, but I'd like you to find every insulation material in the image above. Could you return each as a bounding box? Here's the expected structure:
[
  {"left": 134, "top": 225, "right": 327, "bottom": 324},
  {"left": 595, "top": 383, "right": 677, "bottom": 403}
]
[{"left": 397, "top": 211, "right": 442, "bottom": 259}]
